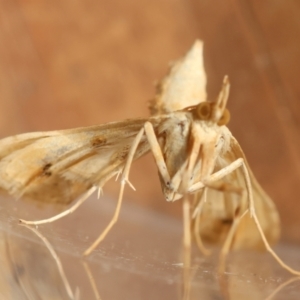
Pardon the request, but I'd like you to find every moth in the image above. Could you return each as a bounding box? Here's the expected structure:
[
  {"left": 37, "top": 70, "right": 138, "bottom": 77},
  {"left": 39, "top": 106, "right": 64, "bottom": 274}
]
[{"left": 0, "top": 41, "right": 298, "bottom": 276}]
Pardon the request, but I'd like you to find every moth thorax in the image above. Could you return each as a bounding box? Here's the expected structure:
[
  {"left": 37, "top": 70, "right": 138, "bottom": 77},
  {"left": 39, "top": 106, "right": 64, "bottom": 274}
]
[{"left": 195, "top": 101, "right": 230, "bottom": 126}]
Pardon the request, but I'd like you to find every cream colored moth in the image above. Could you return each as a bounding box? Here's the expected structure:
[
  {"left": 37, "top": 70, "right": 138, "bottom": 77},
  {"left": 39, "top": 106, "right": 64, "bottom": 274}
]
[{"left": 0, "top": 40, "right": 298, "bottom": 276}]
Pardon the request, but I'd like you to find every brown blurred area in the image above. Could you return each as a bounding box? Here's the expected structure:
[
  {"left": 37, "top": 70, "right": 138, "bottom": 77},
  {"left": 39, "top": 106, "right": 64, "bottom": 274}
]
[{"left": 0, "top": 0, "right": 300, "bottom": 243}]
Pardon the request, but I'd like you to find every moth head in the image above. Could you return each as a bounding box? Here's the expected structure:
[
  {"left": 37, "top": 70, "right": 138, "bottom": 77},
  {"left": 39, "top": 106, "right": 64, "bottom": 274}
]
[{"left": 195, "top": 76, "right": 230, "bottom": 126}]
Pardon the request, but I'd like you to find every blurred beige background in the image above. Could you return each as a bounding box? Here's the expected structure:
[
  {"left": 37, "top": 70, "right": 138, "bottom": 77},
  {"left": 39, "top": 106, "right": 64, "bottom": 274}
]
[{"left": 0, "top": 0, "right": 300, "bottom": 243}]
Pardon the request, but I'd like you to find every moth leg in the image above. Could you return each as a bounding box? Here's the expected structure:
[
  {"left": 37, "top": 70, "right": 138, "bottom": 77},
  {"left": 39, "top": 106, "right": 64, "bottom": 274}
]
[
  {"left": 180, "top": 123, "right": 202, "bottom": 195},
  {"left": 83, "top": 127, "right": 145, "bottom": 256},
  {"left": 189, "top": 158, "right": 244, "bottom": 192},
  {"left": 190, "top": 158, "right": 300, "bottom": 275},
  {"left": 182, "top": 195, "right": 192, "bottom": 300},
  {"left": 192, "top": 182, "right": 242, "bottom": 257},
  {"left": 218, "top": 161, "right": 300, "bottom": 275},
  {"left": 218, "top": 207, "right": 249, "bottom": 273},
  {"left": 144, "top": 121, "right": 184, "bottom": 200},
  {"left": 19, "top": 186, "right": 97, "bottom": 225},
  {"left": 144, "top": 122, "right": 171, "bottom": 185},
  {"left": 220, "top": 208, "right": 248, "bottom": 257},
  {"left": 188, "top": 158, "right": 255, "bottom": 213},
  {"left": 251, "top": 211, "right": 300, "bottom": 275},
  {"left": 192, "top": 189, "right": 211, "bottom": 256},
  {"left": 219, "top": 189, "right": 247, "bottom": 260}
]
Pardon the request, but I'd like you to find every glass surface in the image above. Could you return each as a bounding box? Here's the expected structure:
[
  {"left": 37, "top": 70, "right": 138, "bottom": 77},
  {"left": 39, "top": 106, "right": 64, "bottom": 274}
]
[{"left": 0, "top": 193, "right": 300, "bottom": 300}]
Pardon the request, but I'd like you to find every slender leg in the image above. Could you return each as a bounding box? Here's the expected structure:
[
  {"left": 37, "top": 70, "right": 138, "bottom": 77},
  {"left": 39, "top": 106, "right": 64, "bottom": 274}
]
[
  {"left": 220, "top": 202, "right": 248, "bottom": 259},
  {"left": 189, "top": 158, "right": 300, "bottom": 275},
  {"left": 181, "top": 123, "right": 202, "bottom": 194},
  {"left": 182, "top": 195, "right": 191, "bottom": 300},
  {"left": 192, "top": 189, "right": 211, "bottom": 256},
  {"left": 189, "top": 158, "right": 253, "bottom": 218},
  {"left": 188, "top": 158, "right": 244, "bottom": 193},
  {"left": 218, "top": 208, "right": 248, "bottom": 274},
  {"left": 144, "top": 122, "right": 171, "bottom": 186},
  {"left": 192, "top": 181, "right": 242, "bottom": 257},
  {"left": 251, "top": 212, "right": 300, "bottom": 275},
  {"left": 83, "top": 128, "right": 145, "bottom": 256},
  {"left": 19, "top": 186, "right": 97, "bottom": 225},
  {"left": 192, "top": 189, "right": 205, "bottom": 219},
  {"left": 238, "top": 163, "right": 300, "bottom": 275},
  {"left": 144, "top": 121, "right": 194, "bottom": 201}
]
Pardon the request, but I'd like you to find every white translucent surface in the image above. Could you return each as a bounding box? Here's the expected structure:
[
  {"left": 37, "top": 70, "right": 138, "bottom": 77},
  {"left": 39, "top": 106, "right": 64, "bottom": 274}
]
[{"left": 0, "top": 194, "right": 300, "bottom": 300}]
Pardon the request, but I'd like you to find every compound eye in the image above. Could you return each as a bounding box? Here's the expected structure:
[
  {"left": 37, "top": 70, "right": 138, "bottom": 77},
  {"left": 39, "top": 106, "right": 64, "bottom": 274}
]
[
  {"left": 196, "top": 102, "right": 212, "bottom": 120},
  {"left": 217, "top": 108, "right": 230, "bottom": 126}
]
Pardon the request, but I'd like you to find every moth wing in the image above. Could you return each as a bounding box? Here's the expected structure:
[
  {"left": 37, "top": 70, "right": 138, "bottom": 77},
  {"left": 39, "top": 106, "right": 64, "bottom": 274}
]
[
  {"left": 149, "top": 40, "right": 207, "bottom": 115},
  {"left": 197, "top": 135, "right": 280, "bottom": 250},
  {"left": 0, "top": 119, "right": 149, "bottom": 205}
]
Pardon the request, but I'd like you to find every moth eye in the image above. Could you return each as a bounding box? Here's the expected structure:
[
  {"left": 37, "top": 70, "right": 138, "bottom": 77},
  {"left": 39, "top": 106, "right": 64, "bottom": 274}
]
[
  {"left": 196, "top": 102, "right": 212, "bottom": 120},
  {"left": 217, "top": 108, "right": 230, "bottom": 126}
]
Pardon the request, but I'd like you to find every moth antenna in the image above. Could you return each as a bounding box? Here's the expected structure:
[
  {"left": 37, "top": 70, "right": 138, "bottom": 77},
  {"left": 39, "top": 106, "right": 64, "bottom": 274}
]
[{"left": 212, "top": 75, "right": 230, "bottom": 123}]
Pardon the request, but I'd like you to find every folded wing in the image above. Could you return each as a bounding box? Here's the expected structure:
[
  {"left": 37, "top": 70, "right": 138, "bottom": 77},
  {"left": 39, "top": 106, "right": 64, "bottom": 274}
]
[
  {"left": 195, "top": 135, "right": 280, "bottom": 250},
  {"left": 0, "top": 119, "right": 149, "bottom": 205}
]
